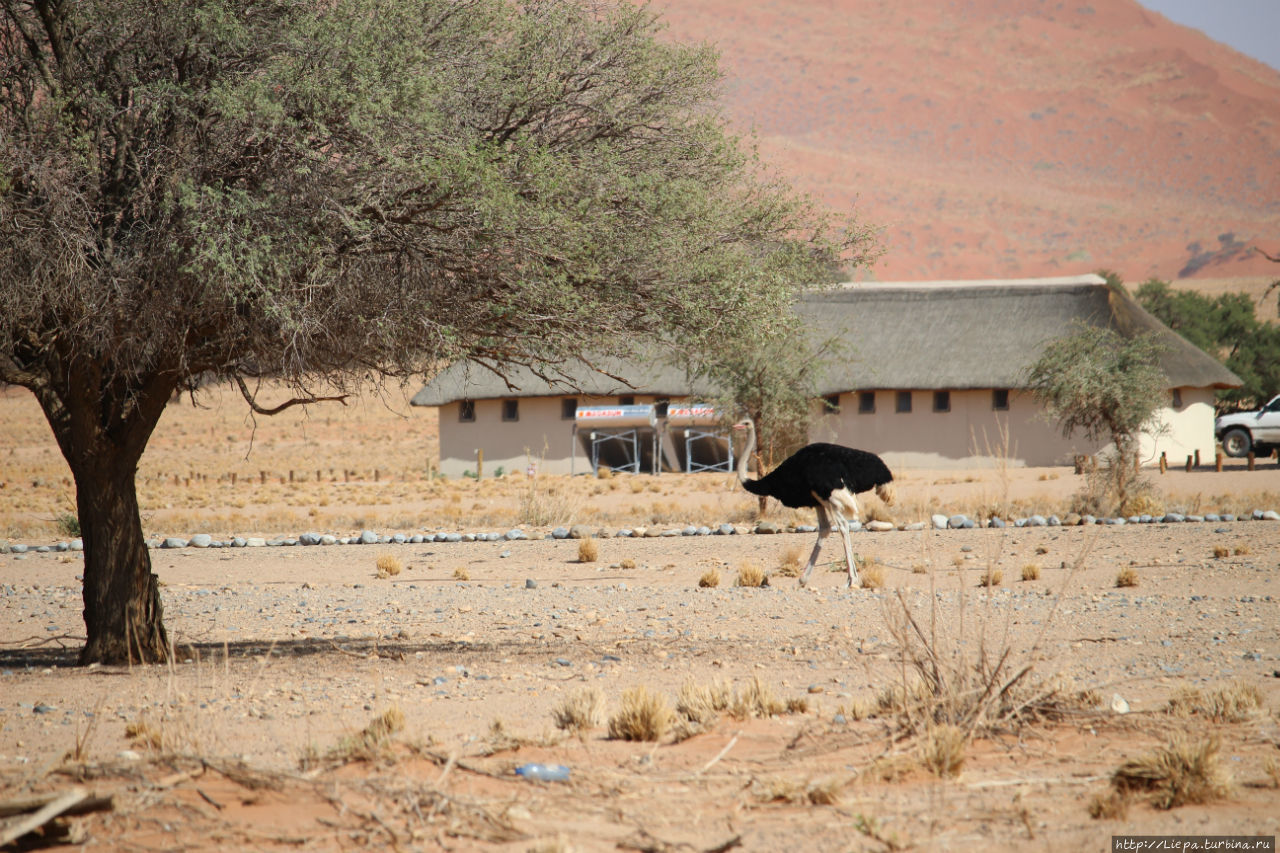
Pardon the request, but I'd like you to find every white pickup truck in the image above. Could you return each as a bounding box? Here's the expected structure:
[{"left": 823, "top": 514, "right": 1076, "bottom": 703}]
[{"left": 1216, "top": 394, "right": 1280, "bottom": 457}]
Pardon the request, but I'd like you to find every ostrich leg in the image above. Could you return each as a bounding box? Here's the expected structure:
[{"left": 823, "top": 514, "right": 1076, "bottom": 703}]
[
  {"left": 798, "top": 505, "right": 832, "bottom": 588},
  {"left": 830, "top": 507, "right": 862, "bottom": 588}
]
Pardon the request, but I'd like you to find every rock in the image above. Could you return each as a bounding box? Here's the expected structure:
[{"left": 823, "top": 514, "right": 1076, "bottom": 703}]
[
  {"left": 444, "top": 533, "right": 462, "bottom": 542},
  {"left": 643, "top": 528, "right": 663, "bottom": 538},
  {"left": 1063, "top": 513, "right": 1082, "bottom": 526},
  {"left": 525, "top": 579, "right": 538, "bottom": 589},
  {"left": 162, "top": 537, "right": 187, "bottom": 549},
  {"left": 551, "top": 527, "right": 570, "bottom": 540},
  {"left": 696, "top": 526, "right": 711, "bottom": 536},
  {"left": 902, "top": 521, "right": 927, "bottom": 531},
  {"left": 321, "top": 534, "right": 338, "bottom": 545},
  {"left": 568, "top": 525, "right": 592, "bottom": 539},
  {"left": 1263, "top": 510, "right": 1280, "bottom": 521},
  {"left": 596, "top": 528, "right": 615, "bottom": 539},
  {"left": 718, "top": 524, "right": 735, "bottom": 536},
  {"left": 866, "top": 520, "right": 895, "bottom": 532},
  {"left": 1110, "top": 693, "right": 1130, "bottom": 714},
  {"left": 231, "top": 537, "right": 247, "bottom": 547},
  {"left": 359, "top": 530, "right": 379, "bottom": 545},
  {"left": 681, "top": 526, "right": 698, "bottom": 536},
  {"left": 795, "top": 525, "right": 817, "bottom": 533},
  {"left": 391, "top": 533, "right": 407, "bottom": 544},
  {"left": 617, "top": 529, "right": 634, "bottom": 538},
  {"left": 245, "top": 537, "right": 267, "bottom": 547},
  {"left": 988, "top": 517, "right": 1006, "bottom": 528},
  {"left": 189, "top": 534, "right": 212, "bottom": 548},
  {"left": 554, "top": 657, "right": 572, "bottom": 667},
  {"left": 931, "top": 514, "right": 949, "bottom": 530},
  {"left": 70, "top": 538, "right": 84, "bottom": 551},
  {"left": 10, "top": 544, "right": 28, "bottom": 554},
  {"left": 298, "top": 532, "right": 323, "bottom": 546},
  {"left": 1047, "top": 515, "right": 1061, "bottom": 526},
  {"left": 846, "top": 520, "right": 863, "bottom": 532},
  {"left": 947, "top": 514, "right": 968, "bottom": 529},
  {"left": 504, "top": 529, "right": 525, "bottom": 541},
  {"left": 1162, "top": 513, "right": 1185, "bottom": 523},
  {"left": 1030, "top": 515, "right": 1047, "bottom": 527},
  {"left": 755, "top": 521, "right": 781, "bottom": 534}
]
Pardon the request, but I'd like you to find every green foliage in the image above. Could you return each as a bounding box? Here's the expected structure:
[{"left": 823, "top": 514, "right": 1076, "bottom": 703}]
[
  {"left": 700, "top": 318, "right": 848, "bottom": 467},
  {"left": 1026, "top": 322, "right": 1166, "bottom": 512},
  {"left": 1136, "top": 278, "right": 1280, "bottom": 410}
]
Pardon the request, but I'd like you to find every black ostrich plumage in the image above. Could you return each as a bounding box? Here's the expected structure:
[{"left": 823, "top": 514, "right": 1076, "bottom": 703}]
[{"left": 740, "top": 443, "right": 894, "bottom": 509}]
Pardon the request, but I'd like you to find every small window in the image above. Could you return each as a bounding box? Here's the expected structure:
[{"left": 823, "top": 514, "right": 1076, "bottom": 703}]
[
  {"left": 896, "top": 391, "right": 912, "bottom": 414},
  {"left": 858, "top": 391, "right": 876, "bottom": 414},
  {"left": 824, "top": 393, "right": 841, "bottom": 414},
  {"left": 501, "top": 399, "right": 519, "bottom": 422},
  {"left": 459, "top": 400, "right": 476, "bottom": 423},
  {"left": 992, "top": 389, "right": 1010, "bottom": 411},
  {"left": 933, "top": 390, "right": 951, "bottom": 413},
  {"left": 619, "top": 395, "right": 635, "bottom": 406},
  {"left": 1171, "top": 389, "right": 1183, "bottom": 409},
  {"left": 561, "top": 398, "right": 578, "bottom": 420}
]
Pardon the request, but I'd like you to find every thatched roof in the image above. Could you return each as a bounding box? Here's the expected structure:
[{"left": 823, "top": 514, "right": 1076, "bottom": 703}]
[
  {"left": 802, "top": 275, "right": 1242, "bottom": 392},
  {"left": 411, "top": 275, "right": 1241, "bottom": 405}
]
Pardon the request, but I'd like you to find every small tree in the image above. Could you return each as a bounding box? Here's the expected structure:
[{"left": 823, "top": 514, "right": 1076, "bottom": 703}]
[{"left": 1025, "top": 322, "right": 1166, "bottom": 514}]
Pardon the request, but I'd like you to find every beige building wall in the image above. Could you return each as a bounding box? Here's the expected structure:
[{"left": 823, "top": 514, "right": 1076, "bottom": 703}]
[
  {"left": 436, "top": 394, "right": 673, "bottom": 477},
  {"left": 436, "top": 388, "right": 1219, "bottom": 476}
]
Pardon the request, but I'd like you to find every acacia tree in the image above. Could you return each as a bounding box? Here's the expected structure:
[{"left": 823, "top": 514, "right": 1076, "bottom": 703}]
[
  {"left": 1025, "top": 322, "right": 1166, "bottom": 514},
  {"left": 1, "top": 0, "right": 866, "bottom": 664}
]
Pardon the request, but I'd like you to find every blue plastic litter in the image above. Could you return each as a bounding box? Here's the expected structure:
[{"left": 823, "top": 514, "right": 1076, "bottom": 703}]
[{"left": 514, "top": 763, "right": 570, "bottom": 782}]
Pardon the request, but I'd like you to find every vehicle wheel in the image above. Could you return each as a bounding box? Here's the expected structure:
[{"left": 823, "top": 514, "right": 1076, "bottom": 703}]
[{"left": 1221, "top": 428, "right": 1252, "bottom": 458}]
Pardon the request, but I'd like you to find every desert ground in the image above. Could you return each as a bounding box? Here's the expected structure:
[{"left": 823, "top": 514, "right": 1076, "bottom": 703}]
[{"left": 2, "top": 383, "right": 1280, "bottom": 851}]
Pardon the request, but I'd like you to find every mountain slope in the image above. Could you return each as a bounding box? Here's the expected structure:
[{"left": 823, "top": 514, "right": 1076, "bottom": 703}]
[{"left": 647, "top": 0, "right": 1280, "bottom": 281}]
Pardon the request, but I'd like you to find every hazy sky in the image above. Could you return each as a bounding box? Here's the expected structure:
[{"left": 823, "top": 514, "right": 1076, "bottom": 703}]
[{"left": 1139, "top": 0, "right": 1280, "bottom": 71}]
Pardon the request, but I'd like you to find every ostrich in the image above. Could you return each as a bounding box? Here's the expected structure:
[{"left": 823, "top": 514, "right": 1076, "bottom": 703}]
[{"left": 733, "top": 419, "right": 894, "bottom": 588}]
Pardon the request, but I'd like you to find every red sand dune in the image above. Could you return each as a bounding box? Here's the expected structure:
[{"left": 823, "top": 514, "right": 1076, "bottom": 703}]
[{"left": 646, "top": 0, "right": 1280, "bottom": 282}]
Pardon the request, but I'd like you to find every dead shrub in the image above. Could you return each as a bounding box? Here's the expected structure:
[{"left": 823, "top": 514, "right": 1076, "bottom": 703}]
[
  {"left": 1165, "top": 681, "right": 1263, "bottom": 723},
  {"left": 1088, "top": 790, "right": 1131, "bottom": 820},
  {"left": 1234, "top": 545, "right": 1252, "bottom": 556},
  {"left": 978, "top": 568, "right": 1002, "bottom": 587},
  {"left": 375, "top": 553, "right": 403, "bottom": 578},
  {"left": 452, "top": 566, "right": 470, "bottom": 581},
  {"left": 1115, "top": 567, "right": 1138, "bottom": 588},
  {"left": 735, "top": 562, "right": 766, "bottom": 588},
  {"left": 619, "top": 557, "right": 636, "bottom": 569},
  {"left": 1212, "top": 545, "right": 1230, "bottom": 559},
  {"left": 328, "top": 706, "right": 405, "bottom": 764},
  {"left": 698, "top": 568, "right": 721, "bottom": 588},
  {"left": 552, "top": 687, "right": 605, "bottom": 734},
  {"left": 1021, "top": 563, "right": 1041, "bottom": 581},
  {"left": 1111, "top": 734, "right": 1232, "bottom": 810},
  {"left": 756, "top": 776, "right": 847, "bottom": 806},
  {"left": 607, "top": 686, "right": 674, "bottom": 742},
  {"left": 577, "top": 538, "right": 598, "bottom": 563}
]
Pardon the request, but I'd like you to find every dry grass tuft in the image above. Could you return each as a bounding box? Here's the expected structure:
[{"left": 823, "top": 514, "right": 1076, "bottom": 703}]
[
  {"left": 1165, "top": 681, "right": 1263, "bottom": 723},
  {"left": 1212, "top": 544, "right": 1231, "bottom": 559},
  {"left": 124, "top": 718, "right": 170, "bottom": 752},
  {"left": 452, "top": 566, "right": 470, "bottom": 581},
  {"left": 756, "top": 776, "right": 847, "bottom": 806},
  {"left": 698, "top": 568, "right": 721, "bottom": 588},
  {"left": 607, "top": 686, "right": 675, "bottom": 742},
  {"left": 375, "top": 553, "right": 403, "bottom": 578},
  {"left": 1087, "top": 789, "right": 1131, "bottom": 820},
  {"left": 1265, "top": 757, "right": 1280, "bottom": 789},
  {"left": 327, "top": 705, "right": 406, "bottom": 764},
  {"left": 775, "top": 545, "right": 803, "bottom": 577},
  {"left": 577, "top": 538, "right": 598, "bottom": 563},
  {"left": 552, "top": 687, "right": 605, "bottom": 734},
  {"left": 1115, "top": 567, "right": 1138, "bottom": 588},
  {"left": 619, "top": 558, "right": 636, "bottom": 570},
  {"left": 735, "top": 562, "right": 766, "bottom": 588},
  {"left": 920, "top": 724, "right": 968, "bottom": 778},
  {"left": 860, "top": 562, "right": 886, "bottom": 589},
  {"left": 978, "top": 568, "right": 1002, "bottom": 587},
  {"left": 1021, "top": 563, "right": 1041, "bottom": 581},
  {"left": 729, "top": 676, "right": 787, "bottom": 720},
  {"left": 1234, "top": 544, "right": 1252, "bottom": 556},
  {"left": 1110, "top": 733, "right": 1232, "bottom": 810},
  {"left": 676, "top": 679, "right": 732, "bottom": 726}
]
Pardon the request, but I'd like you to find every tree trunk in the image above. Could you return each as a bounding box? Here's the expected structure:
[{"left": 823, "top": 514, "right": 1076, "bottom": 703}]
[
  {"left": 27, "top": 366, "right": 176, "bottom": 666},
  {"left": 73, "top": 455, "right": 169, "bottom": 665}
]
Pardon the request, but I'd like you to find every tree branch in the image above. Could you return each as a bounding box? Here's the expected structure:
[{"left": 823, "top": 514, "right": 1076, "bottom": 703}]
[{"left": 234, "top": 375, "right": 349, "bottom": 416}]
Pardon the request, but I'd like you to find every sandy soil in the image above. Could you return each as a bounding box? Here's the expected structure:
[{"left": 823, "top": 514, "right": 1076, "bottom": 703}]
[{"left": 2, "top": 385, "right": 1280, "bottom": 850}]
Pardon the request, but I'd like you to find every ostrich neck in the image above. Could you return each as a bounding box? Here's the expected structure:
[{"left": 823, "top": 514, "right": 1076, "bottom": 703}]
[{"left": 736, "top": 424, "right": 757, "bottom": 484}]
